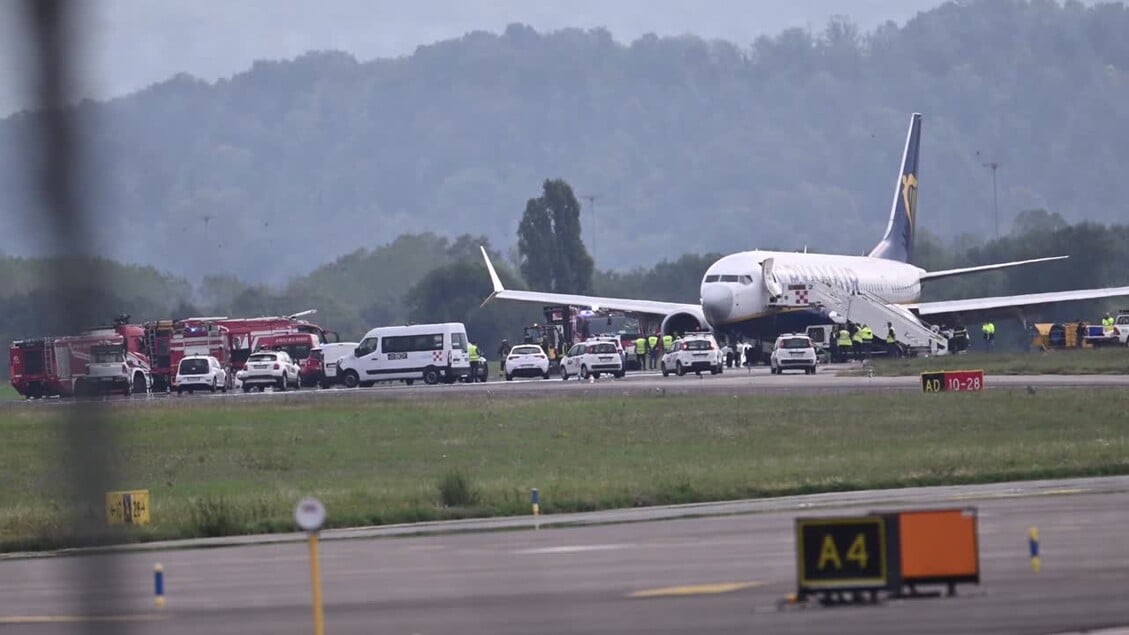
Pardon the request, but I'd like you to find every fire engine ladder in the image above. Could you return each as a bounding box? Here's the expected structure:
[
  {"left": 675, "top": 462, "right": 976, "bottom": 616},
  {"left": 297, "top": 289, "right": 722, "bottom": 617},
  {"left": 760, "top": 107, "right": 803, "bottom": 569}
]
[{"left": 770, "top": 280, "right": 948, "bottom": 356}]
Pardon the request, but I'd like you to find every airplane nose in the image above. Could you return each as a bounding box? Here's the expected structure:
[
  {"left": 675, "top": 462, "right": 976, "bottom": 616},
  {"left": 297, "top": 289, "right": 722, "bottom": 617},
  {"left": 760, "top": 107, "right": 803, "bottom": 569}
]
[{"left": 701, "top": 285, "right": 733, "bottom": 324}]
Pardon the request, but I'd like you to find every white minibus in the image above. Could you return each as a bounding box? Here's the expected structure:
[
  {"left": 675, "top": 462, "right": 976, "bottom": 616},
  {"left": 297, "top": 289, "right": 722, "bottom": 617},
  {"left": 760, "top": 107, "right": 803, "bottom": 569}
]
[{"left": 337, "top": 323, "right": 471, "bottom": 387}]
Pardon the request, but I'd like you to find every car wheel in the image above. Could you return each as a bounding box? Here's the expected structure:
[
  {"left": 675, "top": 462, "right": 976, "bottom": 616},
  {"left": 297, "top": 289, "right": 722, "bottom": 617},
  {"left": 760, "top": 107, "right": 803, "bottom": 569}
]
[
  {"left": 810, "top": 366, "right": 817, "bottom": 375},
  {"left": 561, "top": 367, "right": 569, "bottom": 381},
  {"left": 542, "top": 371, "right": 550, "bottom": 380},
  {"left": 661, "top": 362, "right": 669, "bottom": 377},
  {"left": 132, "top": 373, "right": 146, "bottom": 395},
  {"left": 423, "top": 367, "right": 441, "bottom": 385},
  {"left": 505, "top": 373, "right": 513, "bottom": 381},
  {"left": 277, "top": 377, "right": 287, "bottom": 392},
  {"left": 593, "top": 372, "right": 601, "bottom": 379},
  {"left": 676, "top": 361, "right": 685, "bottom": 376},
  {"left": 210, "top": 380, "right": 217, "bottom": 393},
  {"left": 580, "top": 365, "right": 590, "bottom": 379},
  {"left": 343, "top": 370, "right": 360, "bottom": 389}
]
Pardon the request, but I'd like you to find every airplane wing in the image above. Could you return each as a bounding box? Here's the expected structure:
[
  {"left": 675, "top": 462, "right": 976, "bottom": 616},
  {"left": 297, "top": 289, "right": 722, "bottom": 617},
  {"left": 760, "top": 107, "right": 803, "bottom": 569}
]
[
  {"left": 479, "top": 247, "right": 698, "bottom": 316},
  {"left": 919, "top": 256, "right": 1069, "bottom": 281},
  {"left": 908, "top": 286, "right": 1129, "bottom": 318}
]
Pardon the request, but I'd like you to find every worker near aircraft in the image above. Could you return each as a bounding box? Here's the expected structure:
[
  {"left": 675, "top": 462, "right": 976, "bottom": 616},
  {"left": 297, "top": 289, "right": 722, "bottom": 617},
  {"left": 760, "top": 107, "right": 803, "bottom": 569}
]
[
  {"left": 885, "top": 322, "right": 899, "bottom": 358},
  {"left": 647, "top": 332, "right": 660, "bottom": 370},
  {"left": 634, "top": 336, "right": 647, "bottom": 370},
  {"left": 837, "top": 325, "right": 853, "bottom": 363},
  {"left": 468, "top": 342, "right": 482, "bottom": 382},
  {"left": 859, "top": 323, "right": 875, "bottom": 359}
]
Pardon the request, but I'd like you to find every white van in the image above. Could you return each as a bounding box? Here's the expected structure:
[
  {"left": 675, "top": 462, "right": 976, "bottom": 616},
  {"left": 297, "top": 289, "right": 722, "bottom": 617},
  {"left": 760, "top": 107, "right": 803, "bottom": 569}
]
[
  {"left": 337, "top": 323, "right": 471, "bottom": 387},
  {"left": 305, "top": 341, "right": 359, "bottom": 388}
]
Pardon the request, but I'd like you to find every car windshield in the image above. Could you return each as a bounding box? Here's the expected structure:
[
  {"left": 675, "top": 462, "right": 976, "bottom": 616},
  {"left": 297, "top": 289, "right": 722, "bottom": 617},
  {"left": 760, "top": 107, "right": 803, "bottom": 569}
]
[
  {"left": 511, "top": 346, "right": 541, "bottom": 356},
  {"left": 309, "top": 350, "right": 323, "bottom": 361},
  {"left": 590, "top": 343, "right": 616, "bottom": 354},
  {"left": 179, "top": 358, "right": 210, "bottom": 375},
  {"left": 683, "top": 340, "right": 712, "bottom": 350},
  {"left": 780, "top": 338, "right": 811, "bottom": 349},
  {"left": 248, "top": 353, "right": 277, "bottom": 362}
]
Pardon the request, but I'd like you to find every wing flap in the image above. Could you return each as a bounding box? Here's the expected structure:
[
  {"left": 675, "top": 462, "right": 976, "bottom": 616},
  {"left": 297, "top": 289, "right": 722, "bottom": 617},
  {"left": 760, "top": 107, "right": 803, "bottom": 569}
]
[
  {"left": 920, "top": 256, "right": 1068, "bottom": 281},
  {"left": 910, "top": 286, "right": 1129, "bottom": 316},
  {"left": 479, "top": 246, "right": 698, "bottom": 316}
]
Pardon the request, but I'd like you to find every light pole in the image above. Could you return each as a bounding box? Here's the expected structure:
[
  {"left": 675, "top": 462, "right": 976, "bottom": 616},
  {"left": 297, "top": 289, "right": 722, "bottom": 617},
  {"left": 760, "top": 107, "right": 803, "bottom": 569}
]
[
  {"left": 582, "top": 193, "right": 599, "bottom": 263},
  {"left": 982, "top": 161, "right": 1000, "bottom": 239}
]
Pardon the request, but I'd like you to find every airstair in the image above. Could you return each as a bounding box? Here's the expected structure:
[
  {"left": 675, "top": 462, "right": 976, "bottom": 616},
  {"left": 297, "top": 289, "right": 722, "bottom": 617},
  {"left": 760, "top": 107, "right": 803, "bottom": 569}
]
[{"left": 768, "top": 279, "right": 948, "bottom": 356}]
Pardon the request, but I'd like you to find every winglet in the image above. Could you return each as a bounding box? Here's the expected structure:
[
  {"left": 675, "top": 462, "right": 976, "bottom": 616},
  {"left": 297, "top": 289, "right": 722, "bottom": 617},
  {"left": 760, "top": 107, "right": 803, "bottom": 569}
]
[{"left": 480, "top": 246, "right": 505, "bottom": 307}]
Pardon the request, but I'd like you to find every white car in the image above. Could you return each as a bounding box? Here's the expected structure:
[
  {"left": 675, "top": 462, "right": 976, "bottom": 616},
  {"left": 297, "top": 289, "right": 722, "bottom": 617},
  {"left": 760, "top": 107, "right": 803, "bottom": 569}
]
[
  {"left": 560, "top": 340, "right": 625, "bottom": 380},
  {"left": 504, "top": 344, "right": 551, "bottom": 380},
  {"left": 175, "top": 355, "right": 229, "bottom": 394},
  {"left": 770, "top": 334, "right": 818, "bottom": 375},
  {"left": 240, "top": 350, "right": 301, "bottom": 392},
  {"left": 661, "top": 333, "right": 723, "bottom": 376}
]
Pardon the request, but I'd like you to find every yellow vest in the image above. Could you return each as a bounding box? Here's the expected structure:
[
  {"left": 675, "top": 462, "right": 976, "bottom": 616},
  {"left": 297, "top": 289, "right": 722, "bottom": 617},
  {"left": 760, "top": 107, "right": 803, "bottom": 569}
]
[
  {"left": 662, "top": 335, "right": 673, "bottom": 350},
  {"left": 468, "top": 343, "right": 480, "bottom": 361},
  {"left": 634, "top": 338, "right": 647, "bottom": 354},
  {"left": 886, "top": 328, "right": 896, "bottom": 344},
  {"left": 648, "top": 335, "right": 659, "bottom": 349},
  {"left": 838, "top": 329, "right": 852, "bottom": 346},
  {"left": 860, "top": 327, "right": 874, "bottom": 342}
]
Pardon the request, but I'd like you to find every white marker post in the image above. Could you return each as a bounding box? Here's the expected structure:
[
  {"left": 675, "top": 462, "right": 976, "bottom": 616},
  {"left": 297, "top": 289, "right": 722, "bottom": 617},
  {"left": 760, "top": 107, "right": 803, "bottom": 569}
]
[{"left": 295, "top": 498, "right": 327, "bottom": 635}]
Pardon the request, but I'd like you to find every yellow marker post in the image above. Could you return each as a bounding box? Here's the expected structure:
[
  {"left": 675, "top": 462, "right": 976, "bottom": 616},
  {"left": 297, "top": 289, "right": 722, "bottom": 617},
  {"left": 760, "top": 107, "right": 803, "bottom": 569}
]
[
  {"left": 1028, "top": 527, "right": 1041, "bottom": 573},
  {"left": 308, "top": 533, "right": 324, "bottom": 635},
  {"left": 295, "top": 498, "right": 327, "bottom": 635}
]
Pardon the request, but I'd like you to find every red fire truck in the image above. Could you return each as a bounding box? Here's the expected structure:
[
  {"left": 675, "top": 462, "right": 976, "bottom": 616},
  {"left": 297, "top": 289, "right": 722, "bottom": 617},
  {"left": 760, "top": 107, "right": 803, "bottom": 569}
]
[{"left": 9, "top": 318, "right": 152, "bottom": 398}]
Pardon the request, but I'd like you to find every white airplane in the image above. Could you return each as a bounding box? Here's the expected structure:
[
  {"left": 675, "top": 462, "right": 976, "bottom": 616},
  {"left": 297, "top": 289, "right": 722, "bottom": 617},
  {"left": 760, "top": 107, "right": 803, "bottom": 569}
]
[{"left": 480, "top": 113, "right": 1129, "bottom": 348}]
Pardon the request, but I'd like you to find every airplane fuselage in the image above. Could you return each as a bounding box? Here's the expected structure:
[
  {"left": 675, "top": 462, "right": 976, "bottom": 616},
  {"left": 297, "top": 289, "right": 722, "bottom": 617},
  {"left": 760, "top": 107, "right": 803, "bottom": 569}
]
[{"left": 699, "top": 250, "right": 924, "bottom": 338}]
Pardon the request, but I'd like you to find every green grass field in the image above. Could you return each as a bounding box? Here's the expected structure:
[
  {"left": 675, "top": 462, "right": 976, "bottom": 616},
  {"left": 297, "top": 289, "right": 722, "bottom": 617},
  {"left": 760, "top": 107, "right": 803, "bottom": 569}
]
[
  {"left": 0, "top": 384, "right": 19, "bottom": 401},
  {"left": 849, "top": 348, "right": 1129, "bottom": 376},
  {"left": 3, "top": 389, "right": 1128, "bottom": 551}
]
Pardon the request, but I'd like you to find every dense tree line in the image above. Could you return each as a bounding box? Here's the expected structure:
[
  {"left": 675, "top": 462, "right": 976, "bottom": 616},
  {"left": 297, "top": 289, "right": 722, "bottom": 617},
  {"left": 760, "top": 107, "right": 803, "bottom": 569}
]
[
  {"left": 5, "top": 211, "right": 1129, "bottom": 378},
  {"left": 2, "top": 1, "right": 1128, "bottom": 285}
]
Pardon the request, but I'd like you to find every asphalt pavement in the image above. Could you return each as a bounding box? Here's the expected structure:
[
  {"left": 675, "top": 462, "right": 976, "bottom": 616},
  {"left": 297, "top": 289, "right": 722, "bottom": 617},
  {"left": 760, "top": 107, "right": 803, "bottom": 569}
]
[{"left": 2, "top": 477, "right": 1129, "bottom": 634}]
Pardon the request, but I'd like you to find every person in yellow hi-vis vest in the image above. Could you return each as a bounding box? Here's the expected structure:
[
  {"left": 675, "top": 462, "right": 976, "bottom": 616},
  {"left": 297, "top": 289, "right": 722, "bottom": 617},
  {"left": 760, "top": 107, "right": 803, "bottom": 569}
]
[
  {"left": 634, "top": 336, "right": 647, "bottom": 370},
  {"left": 851, "top": 326, "right": 864, "bottom": 361},
  {"left": 647, "top": 332, "right": 659, "bottom": 370},
  {"left": 837, "top": 327, "right": 853, "bottom": 363},
  {"left": 981, "top": 322, "right": 996, "bottom": 352},
  {"left": 468, "top": 342, "right": 482, "bottom": 382},
  {"left": 859, "top": 324, "right": 874, "bottom": 359}
]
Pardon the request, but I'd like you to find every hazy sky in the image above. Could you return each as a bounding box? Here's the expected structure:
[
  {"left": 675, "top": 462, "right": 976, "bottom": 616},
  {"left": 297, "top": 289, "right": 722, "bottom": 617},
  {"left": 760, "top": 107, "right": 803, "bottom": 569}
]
[{"left": 0, "top": 0, "right": 954, "bottom": 117}]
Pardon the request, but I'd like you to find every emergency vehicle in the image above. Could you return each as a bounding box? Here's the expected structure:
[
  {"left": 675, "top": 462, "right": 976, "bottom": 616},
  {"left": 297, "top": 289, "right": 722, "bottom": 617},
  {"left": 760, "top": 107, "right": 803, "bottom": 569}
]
[{"left": 9, "top": 317, "right": 152, "bottom": 397}]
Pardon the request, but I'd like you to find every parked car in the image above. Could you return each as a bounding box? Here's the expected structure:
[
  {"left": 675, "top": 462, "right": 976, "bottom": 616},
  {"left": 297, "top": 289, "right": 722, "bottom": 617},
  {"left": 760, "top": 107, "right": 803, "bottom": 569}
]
[
  {"left": 560, "top": 340, "right": 625, "bottom": 380},
  {"left": 504, "top": 344, "right": 551, "bottom": 380},
  {"left": 239, "top": 350, "right": 301, "bottom": 392},
  {"left": 174, "top": 355, "right": 229, "bottom": 394},
  {"left": 770, "top": 334, "right": 818, "bottom": 375},
  {"left": 304, "top": 342, "right": 359, "bottom": 388},
  {"left": 660, "top": 332, "right": 724, "bottom": 377}
]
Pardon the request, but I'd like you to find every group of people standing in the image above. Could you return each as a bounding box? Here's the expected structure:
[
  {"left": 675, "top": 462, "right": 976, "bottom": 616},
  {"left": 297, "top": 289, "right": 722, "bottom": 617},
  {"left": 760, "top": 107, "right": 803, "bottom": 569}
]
[
  {"left": 830, "top": 322, "right": 900, "bottom": 362},
  {"left": 632, "top": 333, "right": 674, "bottom": 370}
]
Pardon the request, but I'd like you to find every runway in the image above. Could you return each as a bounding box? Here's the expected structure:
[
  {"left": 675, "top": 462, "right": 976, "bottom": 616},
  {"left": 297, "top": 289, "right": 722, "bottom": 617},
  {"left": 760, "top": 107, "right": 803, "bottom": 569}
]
[
  {"left": 3, "top": 478, "right": 1128, "bottom": 634},
  {"left": 8, "top": 366, "right": 1129, "bottom": 408}
]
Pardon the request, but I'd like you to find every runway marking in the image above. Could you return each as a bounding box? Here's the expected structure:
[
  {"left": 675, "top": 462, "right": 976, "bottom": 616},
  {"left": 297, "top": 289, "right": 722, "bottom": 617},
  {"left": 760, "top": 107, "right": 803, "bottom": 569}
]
[
  {"left": 0, "top": 614, "right": 164, "bottom": 624},
  {"left": 628, "top": 581, "right": 765, "bottom": 598},
  {"left": 513, "top": 543, "right": 631, "bottom": 555},
  {"left": 947, "top": 487, "right": 1087, "bottom": 501}
]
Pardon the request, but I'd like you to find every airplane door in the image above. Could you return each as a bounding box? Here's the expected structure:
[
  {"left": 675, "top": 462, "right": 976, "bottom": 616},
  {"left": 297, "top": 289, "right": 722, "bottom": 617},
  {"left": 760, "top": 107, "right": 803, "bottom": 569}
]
[{"left": 762, "top": 258, "right": 783, "bottom": 298}]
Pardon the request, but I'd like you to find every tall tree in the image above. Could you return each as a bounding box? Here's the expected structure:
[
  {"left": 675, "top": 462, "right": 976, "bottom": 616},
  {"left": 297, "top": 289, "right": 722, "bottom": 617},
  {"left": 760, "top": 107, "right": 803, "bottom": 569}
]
[{"left": 517, "top": 179, "right": 594, "bottom": 294}]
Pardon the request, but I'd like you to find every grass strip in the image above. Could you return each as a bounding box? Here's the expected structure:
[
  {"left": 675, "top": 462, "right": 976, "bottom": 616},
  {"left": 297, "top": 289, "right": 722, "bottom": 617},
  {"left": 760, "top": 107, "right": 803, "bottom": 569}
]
[
  {"left": 2, "top": 389, "right": 1128, "bottom": 551},
  {"left": 846, "top": 348, "right": 1129, "bottom": 376}
]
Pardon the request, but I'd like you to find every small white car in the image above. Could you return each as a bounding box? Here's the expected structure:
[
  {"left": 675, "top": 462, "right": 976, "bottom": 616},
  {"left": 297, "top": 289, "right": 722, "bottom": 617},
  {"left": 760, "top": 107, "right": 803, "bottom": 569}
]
[
  {"left": 661, "top": 333, "right": 723, "bottom": 376},
  {"left": 505, "top": 344, "right": 551, "bottom": 380},
  {"left": 240, "top": 350, "right": 301, "bottom": 392},
  {"left": 175, "top": 355, "right": 229, "bottom": 394},
  {"left": 560, "top": 340, "right": 625, "bottom": 380},
  {"left": 770, "top": 334, "right": 818, "bottom": 375}
]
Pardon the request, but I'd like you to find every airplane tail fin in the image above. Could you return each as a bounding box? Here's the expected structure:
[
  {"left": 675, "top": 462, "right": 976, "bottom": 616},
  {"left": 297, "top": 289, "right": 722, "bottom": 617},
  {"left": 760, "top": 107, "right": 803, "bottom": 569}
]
[{"left": 868, "top": 112, "right": 922, "bottom": 263}]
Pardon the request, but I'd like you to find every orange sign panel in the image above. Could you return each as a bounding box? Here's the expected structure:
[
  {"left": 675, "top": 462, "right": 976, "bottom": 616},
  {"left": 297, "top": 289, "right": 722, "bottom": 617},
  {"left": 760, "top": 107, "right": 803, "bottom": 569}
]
[{"left": 898, "top": 509, "right": 978, "bottom": 580}]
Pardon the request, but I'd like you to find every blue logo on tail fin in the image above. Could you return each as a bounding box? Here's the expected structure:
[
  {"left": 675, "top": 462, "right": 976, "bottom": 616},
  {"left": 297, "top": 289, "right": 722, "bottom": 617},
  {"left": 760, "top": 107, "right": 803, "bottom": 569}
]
[{"left": 868, "top": 113, "right": 922, "bottom": 263}]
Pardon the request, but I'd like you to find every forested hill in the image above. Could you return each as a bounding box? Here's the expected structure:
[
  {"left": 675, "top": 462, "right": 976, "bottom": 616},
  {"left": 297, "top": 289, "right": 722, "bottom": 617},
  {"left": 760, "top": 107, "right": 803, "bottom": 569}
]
[{"left": 2, "top": 0, "right": 1128, "bottom": 283}]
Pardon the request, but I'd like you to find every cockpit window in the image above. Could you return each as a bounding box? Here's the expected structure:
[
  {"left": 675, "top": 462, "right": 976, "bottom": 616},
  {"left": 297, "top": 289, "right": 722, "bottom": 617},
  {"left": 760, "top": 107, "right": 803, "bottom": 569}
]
[
  {"left": 739, "top": 275, "right": 753, "bottom": 285},
  {"left": 719, "top": 274, "right": 739, "bottom": 282},
  {"left": 704, "top": 274, "right": 720, "bottom": 283}
]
